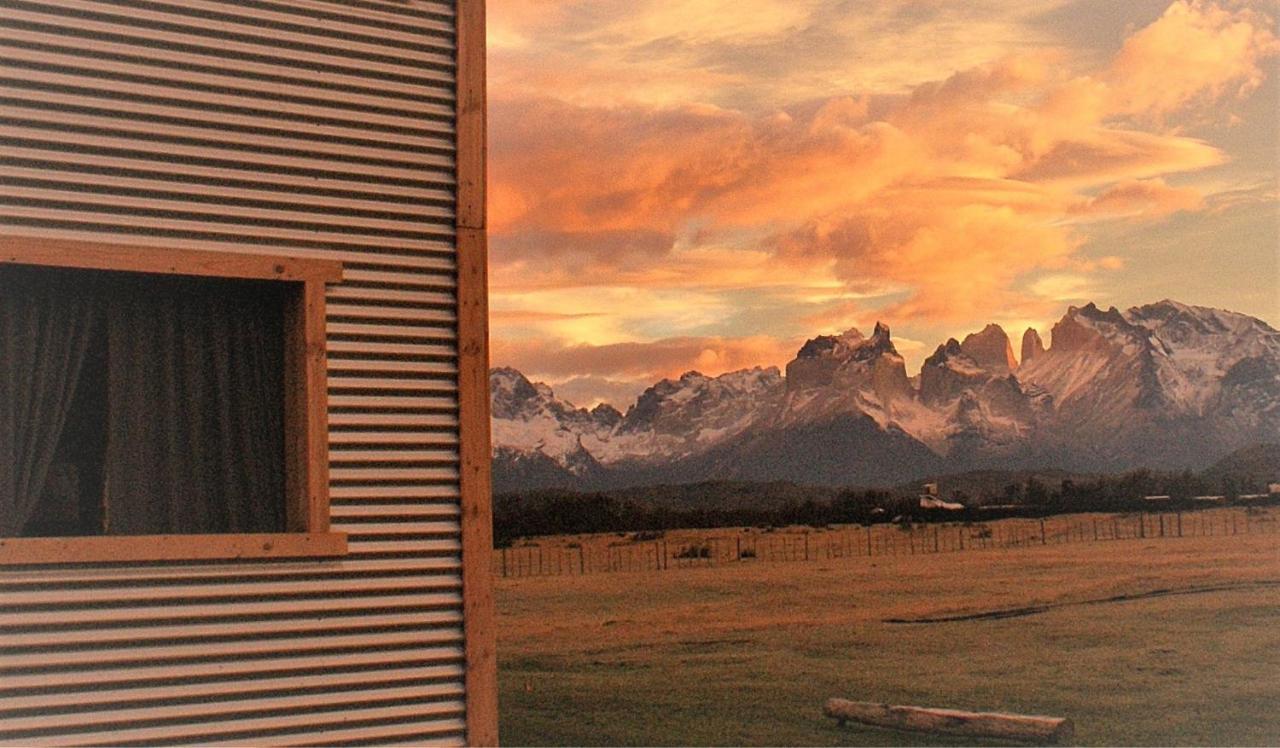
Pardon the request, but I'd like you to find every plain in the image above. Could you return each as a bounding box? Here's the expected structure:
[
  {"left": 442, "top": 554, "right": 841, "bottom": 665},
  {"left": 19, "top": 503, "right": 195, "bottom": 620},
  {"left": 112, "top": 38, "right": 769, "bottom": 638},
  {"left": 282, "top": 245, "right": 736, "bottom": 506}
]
[{"left": 497, "top": 529, "right": 1280, "bottom": 746}]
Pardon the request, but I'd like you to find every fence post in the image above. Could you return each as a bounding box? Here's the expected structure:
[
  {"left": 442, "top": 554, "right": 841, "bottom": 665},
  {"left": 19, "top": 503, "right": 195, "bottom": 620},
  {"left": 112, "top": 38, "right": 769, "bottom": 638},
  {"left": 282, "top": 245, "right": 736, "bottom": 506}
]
[
  {"left": 737, "top": 536, "right": 742, "bottom": 560},
  {"left": 958, "top": 526, "right": 964, "bottom": 551},
  {"left": 804, "top": 533, "right": 810, "bottom": 561},
  {"left": 1040, "top": 518, "right": 1047, "bottom": 545},
  {"left": 866, "top": 526, "right": 873, "bottom": 556}
]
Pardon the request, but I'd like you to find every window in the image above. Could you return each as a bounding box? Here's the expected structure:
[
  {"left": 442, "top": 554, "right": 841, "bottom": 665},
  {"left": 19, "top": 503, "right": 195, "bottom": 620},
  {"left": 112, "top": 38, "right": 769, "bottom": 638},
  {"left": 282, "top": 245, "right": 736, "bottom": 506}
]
[{"left": 0, "top": 239, "right": 347, "bottom": 564}]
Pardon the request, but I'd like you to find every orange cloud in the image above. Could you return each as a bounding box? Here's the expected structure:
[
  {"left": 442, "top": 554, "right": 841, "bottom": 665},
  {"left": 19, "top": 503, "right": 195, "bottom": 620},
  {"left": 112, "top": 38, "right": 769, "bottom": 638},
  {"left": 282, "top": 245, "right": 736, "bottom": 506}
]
[
  {"left": 774, "top": 197, "right": 1078, "bottom": 323},
  {"left": 1012, "top": 129, "right": 1224, "bottom": 186},
  {"left": 1074, "top": 178, "right": 1204, "bottom": 219},
  {"left": 1106, "top": 0, "right": 1279, "bottom": 121},
  {"left": 487, "top": 0, "right": 1278, "bottom": 395},
  {"left": 492, "top": 335, "right": 802, "bottom": 383}
]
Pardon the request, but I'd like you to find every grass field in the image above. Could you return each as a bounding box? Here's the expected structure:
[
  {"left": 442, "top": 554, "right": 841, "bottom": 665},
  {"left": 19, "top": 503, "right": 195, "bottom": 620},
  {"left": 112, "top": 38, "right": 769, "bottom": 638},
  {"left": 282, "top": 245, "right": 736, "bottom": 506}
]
[{"left": 496, "top": 532, "right": 1280, "bottom": 746}]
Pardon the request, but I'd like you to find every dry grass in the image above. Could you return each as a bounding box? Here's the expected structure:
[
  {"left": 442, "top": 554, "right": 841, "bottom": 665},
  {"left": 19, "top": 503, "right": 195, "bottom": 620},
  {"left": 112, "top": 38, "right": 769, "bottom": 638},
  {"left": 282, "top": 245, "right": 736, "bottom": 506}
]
[{"left": 497, "top": 532, "right": 1280, "bottom": 746}]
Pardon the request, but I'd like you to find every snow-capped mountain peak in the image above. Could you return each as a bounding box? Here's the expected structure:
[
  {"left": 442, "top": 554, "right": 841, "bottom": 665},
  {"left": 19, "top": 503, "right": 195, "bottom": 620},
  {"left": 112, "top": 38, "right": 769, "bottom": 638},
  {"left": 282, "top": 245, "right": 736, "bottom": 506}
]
[{"left": 492, "top": 300, "right": 1280, "bottom": 491}]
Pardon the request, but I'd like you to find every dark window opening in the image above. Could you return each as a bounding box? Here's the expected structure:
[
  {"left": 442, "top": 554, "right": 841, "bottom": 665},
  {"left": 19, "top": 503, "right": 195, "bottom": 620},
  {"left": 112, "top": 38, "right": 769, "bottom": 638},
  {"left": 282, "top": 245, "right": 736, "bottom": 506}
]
[{"left": 1, "top": 265, "right": 287, "bottom": 537}]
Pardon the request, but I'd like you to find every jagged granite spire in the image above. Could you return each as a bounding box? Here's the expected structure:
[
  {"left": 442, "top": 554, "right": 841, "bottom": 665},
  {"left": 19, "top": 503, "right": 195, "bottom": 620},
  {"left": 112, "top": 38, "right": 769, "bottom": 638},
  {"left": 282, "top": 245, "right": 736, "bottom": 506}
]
[{"left": 1021, "top": 327, "right": 1045, "bottom": 364}]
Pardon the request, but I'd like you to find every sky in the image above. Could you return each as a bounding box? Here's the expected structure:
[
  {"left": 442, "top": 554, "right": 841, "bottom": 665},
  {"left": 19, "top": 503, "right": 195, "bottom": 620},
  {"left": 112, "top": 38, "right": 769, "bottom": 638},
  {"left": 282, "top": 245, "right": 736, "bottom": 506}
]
[{"left": 487, "top": 0, "right": 1280, "bottom": 409}]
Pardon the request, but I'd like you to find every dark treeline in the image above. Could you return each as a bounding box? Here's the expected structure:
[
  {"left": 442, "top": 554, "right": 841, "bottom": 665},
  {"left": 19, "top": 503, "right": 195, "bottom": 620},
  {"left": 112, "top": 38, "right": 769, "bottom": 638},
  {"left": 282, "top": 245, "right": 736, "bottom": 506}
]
[{"left": 494, "top": 468, "right": 1278, "bottom": 547}]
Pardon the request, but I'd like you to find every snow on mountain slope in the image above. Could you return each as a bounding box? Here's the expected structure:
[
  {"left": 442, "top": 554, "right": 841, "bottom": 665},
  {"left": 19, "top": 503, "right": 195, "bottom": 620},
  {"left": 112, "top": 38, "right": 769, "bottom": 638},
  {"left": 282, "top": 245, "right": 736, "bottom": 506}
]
[
  {"left": 492, "top": 300, "right": 1280, "bottom": 487},
  {"left": 490, "top": 365, "right": 786, "bottom": 474},
  {"left": 1018, "top": 301, "right": 1280, "bottom": 469},
  {"left": 489, "top": 367, "right": 619, "bottom": 471}
]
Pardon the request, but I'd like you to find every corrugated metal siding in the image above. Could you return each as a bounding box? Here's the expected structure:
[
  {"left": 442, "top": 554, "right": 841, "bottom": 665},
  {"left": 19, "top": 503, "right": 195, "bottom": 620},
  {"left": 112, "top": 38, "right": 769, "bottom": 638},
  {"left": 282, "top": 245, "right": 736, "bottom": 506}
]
[{"left": 0, "top": 0, "right": 468, "bottom": 744}]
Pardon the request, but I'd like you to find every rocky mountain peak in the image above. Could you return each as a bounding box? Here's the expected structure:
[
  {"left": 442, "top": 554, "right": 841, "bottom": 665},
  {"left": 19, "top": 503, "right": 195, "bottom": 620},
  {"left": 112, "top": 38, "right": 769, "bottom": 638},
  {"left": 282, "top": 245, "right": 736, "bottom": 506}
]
[
  {"left": 924, "top": 338, "right": 965, "bottom": 366},
  {"left": 620, "top": 366, "right": 784, "bottom": 435},
  {"left": 1049, "top": 303, "right": 1133, "bottom": 353},
  {"left": 590, "top": 402, "right": 623, "bottom": 429},
  {"left": 490, "top": 366, "right": 543, "bottom": 419},
  {"left": 795, "top": 327, "right": 865, "bottom": 360},
  {"left": 865, "top": 322, "right": 896, "bottom": 356},
  {"left": 919, "top": 338, "right": 990, "bottom": 405},
  {"left": 960, "top": 323, "right": 1017, "bottom": 374},
  {"left": 493, "top": 298, "right": 1280, "bottom": 490},
  {"left": 788, "top": 323, "right": 901, "bottom": 391},
  {"left": 1021, "top": 327, "right": 1045, "bottom": 364}
]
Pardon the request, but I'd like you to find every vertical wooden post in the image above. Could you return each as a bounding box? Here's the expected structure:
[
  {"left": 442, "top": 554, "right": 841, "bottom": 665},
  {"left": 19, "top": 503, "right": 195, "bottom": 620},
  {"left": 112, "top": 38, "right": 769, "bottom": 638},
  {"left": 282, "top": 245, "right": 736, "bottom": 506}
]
[
  {"left": 456, "top": 0, "right": 497, "bottom": 740},
  {"left": 737, "top": 536, "right": 742, "bottom": 560},
  {"left": 866, "top": 526, "right": 873, "bottom": 557},
  {"left": 1040, "top": 518, "right": 1047, "bottom": 545},
  {"left": 804, "top": 533, "right": 810, "bottom": 561},
  {"left": 933, "top": 526, "right": 940, "bottom": 553},
  {"left": 958, "top": 526, "right": 964, "bottom": 551}
]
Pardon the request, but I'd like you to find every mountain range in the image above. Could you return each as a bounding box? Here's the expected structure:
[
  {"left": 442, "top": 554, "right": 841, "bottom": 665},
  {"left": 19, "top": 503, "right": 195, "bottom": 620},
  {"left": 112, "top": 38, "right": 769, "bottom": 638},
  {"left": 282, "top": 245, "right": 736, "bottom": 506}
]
[{"left": 490, "top": 300, "right": 1280, "bottom": 493}]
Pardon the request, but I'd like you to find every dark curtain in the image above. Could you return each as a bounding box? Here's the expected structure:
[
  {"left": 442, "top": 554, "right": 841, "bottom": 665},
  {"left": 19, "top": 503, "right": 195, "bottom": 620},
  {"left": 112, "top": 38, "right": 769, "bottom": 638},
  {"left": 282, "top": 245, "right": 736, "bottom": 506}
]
[
  {"left": 0, "top": 267, "right": 98, "bottom": 536},
  {"left": 103, "top": 276, "right": 286, "bottom": 535}
]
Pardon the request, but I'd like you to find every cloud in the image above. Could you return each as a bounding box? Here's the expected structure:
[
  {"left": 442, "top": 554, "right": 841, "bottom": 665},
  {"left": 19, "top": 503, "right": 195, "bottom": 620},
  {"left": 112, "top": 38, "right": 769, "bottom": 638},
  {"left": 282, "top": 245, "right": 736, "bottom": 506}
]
[
  {"left": 543, "top": 376, "right": 653, "bottom": 410},
  {"left": 487, "top": 0, "right": 1279, "bottom": 384},
  {"left": 773, "top": 195, "right": 1079, "bottom": 322},
  {"left": 492, "top": 335, "right": 800, "bottom": 384},
  {"left": 489, "top": 20, "right": 1258, "bottom": 316},
  {"left": 489, "top": 0, "right": 1087, "bottom": 109},
  {"left": 1105, "top": 0, "right": 1279, "bottom": 121},
  {"left": 1029, "top": 274, "right": 1098, "bottom": 303},
  {"left": 1074, "top": 178, "right": 1204, "bottom": 219}
]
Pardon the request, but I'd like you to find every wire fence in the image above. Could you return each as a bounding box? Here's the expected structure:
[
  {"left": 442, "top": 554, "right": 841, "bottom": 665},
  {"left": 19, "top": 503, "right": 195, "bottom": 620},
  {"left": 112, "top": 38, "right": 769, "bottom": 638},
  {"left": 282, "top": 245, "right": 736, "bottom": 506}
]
[{"left": 494, "top": 504, "right": 1280, "bottom": 579}]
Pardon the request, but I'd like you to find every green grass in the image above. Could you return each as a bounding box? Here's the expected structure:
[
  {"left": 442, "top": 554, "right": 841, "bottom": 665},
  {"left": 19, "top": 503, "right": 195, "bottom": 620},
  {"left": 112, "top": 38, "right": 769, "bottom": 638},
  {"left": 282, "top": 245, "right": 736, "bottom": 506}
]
[{"left": 496, "top": 533, "right": 1280, "bottom": 746}]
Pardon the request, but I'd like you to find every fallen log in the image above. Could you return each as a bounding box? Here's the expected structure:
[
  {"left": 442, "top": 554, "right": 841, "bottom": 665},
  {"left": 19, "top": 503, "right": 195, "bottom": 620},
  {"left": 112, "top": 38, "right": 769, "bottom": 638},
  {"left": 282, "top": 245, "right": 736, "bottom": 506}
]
[{"left": 824, "top": 698, "right": 1074, "bottom": 744}]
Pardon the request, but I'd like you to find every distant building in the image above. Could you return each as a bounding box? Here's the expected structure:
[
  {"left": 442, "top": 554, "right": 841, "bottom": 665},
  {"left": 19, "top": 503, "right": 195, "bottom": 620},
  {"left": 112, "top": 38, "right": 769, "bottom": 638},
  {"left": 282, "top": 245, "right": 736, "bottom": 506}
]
[
  {"left": 919, "top": 483, "right": 963, "bottom": 511},
  {"left": 1143, "top": 495, "right": 1172, "bottom": 502}
]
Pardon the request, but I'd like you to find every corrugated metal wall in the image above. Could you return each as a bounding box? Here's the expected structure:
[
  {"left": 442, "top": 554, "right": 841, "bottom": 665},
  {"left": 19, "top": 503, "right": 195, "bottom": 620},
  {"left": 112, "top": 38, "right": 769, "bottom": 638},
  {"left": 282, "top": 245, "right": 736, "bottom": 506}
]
[{"left": 0, "top": 0, "right": 469, "bottom": 744}]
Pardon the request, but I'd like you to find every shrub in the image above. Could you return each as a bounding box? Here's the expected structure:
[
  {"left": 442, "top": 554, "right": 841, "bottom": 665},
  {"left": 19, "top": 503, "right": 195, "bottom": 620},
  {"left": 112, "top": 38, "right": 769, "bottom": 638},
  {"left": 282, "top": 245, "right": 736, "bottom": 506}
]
[
  {"left": 675, "top": 544, "right": 712, "bottom": 559},
  {"left": 738, "top": 547, "right": 757, "bottom": 559},
  {"left": 632, "top": 530, "right": 665, "bottom": 542}
]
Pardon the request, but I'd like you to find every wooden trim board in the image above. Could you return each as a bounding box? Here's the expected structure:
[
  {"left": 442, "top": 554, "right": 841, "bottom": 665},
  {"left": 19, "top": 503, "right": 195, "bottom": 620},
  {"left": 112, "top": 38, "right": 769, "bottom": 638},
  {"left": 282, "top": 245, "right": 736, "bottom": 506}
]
[
  {"left": 284, "top": 280, "right": 334, "bottom": 534},
  {"left": 0, "top": 533, "right": 348, "bottom": 565},
  {"left": 455, "top": 1, "right": 499, "bottom": 745},
  {"left": 0, "top": 235, "right": 343, "bottom": 282}
]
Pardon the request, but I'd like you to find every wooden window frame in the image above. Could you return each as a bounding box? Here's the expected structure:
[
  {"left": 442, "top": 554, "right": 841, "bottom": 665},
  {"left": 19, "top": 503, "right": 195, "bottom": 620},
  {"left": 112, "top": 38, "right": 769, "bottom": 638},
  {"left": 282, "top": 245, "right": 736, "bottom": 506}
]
[{"left": 0, "top": 236, "right": 348, "bottom": 565}]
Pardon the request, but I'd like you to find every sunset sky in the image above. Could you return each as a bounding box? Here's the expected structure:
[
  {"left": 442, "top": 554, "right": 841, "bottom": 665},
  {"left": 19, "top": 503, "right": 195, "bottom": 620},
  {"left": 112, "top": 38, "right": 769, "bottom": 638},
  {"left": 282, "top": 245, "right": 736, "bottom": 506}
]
[{"left": 487, "top": 0, "right": 1279, "bottom": 408}]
